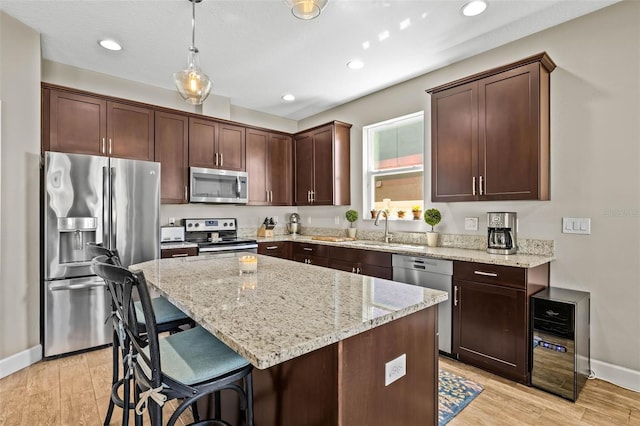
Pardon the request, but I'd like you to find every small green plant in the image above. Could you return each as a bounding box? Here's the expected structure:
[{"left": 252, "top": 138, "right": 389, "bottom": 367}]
[
  {"left": 411, "top": 205, "right": 422, "bottom": 212},
  {"left": 345, "top": 209, "right": 358, "bottom": 227},
  {"left": 424, "top": 208, "right": 441, "bottom": 232}
]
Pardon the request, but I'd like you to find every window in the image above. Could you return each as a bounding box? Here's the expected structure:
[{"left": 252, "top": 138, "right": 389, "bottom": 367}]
[{"left": 363, "top": 111, "right": 424, "bottom": 219}]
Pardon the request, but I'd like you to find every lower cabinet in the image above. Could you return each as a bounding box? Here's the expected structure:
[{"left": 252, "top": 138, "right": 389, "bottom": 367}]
[
  {"left": 328, "top": 246, "right": 392, "bottom": 279},
  {"left": 161, "top": 247, "right": 198, "bottom": 259},
  {"left": 291, "top": 242, "right": 330, "bottom": 267},
  {"left": 452, "top": 261, "right": 549, "bottom": 384},
  {"left": 257, "top": 241, "right": 291, "bottom": 260}
]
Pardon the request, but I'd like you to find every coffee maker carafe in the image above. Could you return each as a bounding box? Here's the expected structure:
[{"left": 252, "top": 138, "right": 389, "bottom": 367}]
[{"left": 487, "top": 212, "right": 517, "bottom": 255}]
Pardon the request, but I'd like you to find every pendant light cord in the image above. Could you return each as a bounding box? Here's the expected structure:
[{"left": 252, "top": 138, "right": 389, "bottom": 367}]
[{"left": 191, "top": 0, "right": 196, "bottom": 50}]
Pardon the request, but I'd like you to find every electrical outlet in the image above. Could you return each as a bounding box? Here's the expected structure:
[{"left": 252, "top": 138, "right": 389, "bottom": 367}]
[
  {"left": 168, "top": 217, "right": 176, "bottom": 226},
  {"left": 464, "top": 217, "right": 479, "bottom": 231},
  {"left": 307, "top": 216, "right": 312, "bottom": 224},
  {"left": 335, "top": 215, "right": 340, "bottom": 225},
  {"left": 384, "top": 354, "right": 406, "bottom": 386}
]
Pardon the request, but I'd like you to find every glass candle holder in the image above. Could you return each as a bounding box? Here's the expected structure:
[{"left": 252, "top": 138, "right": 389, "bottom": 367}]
[{"left": 238, "top": 255, "right": 258, "bottom": 274}]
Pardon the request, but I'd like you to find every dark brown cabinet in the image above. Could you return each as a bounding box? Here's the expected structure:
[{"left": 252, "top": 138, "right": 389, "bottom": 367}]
[
  {"left": 160, "top": 246, "right": 198, "bottom": 258},
  {"left": 155, "top": 111, "right": 189, "bottom": 204},
  {"left": 291, "top": 242, "right": 330, "bottom": 267},
  {"left": 428, "top": 53, "right": 555, "bottom": 202},
  {"left": 45, "top": 89, "right": 155, "bottom": 161},
  {"left": 452, "top": 260, "right": 549, "bottom": 384},
  {"left": 258, "top": 241, "right": 291, "bottom": 260},
  {"left": 294, "top": 121, "right": 351, "bottom": 206},
  {"left": 246, "top": 129, "right": 292, "bottom": 205},
  {"left": 328, "top": 246, "right": 392, "bottom": 279},
  {"left": 189, "top": 118, "right": 246, "bottom": 171}
]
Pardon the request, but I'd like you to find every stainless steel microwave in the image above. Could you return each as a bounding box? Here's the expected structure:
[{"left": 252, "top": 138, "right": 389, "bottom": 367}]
[{"left": 189, "top": 167, "right": 248, "bottom": 204}]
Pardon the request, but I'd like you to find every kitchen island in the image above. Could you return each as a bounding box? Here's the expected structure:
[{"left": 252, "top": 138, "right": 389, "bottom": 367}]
[{"left": 131, "top": 254, "right": 447, "bottom": 426}]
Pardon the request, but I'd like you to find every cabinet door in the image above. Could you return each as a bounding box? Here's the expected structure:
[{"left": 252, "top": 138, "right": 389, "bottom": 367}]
[
  {"left": 218, "top": 123, "right": 246, "bottom": 171},
  {"left": 258, "top": 241, "right": 290, "bottom": 259},
  {"left": 329, "top": 258, "right": 359, "bottom": 274},
  {"left": 246, "top": 129, "right": 269, "bottom": 205},
  {"left": 479, "top": 62, "right": 540, "bottom": 200},
  {"left": 268, "top": 134, "right": 292, "bottom": 206},
  {"left": 107, "top": 102, "right": 154, "bottom": 161},
  {"left": 311, "top": 126, "right": 334, "bottom": 205},
  {"left": 453, "top": 279, "right": 527, "bottom": 382},
  {"left": 155, "top": 111, "right": 188, "bottom": 204},
  {"left": 189, "top": 117, "right": 217, "bottom": 168},
  {"left": 431, "top": 82, "right": 478, "bottom": 202},
  {"left": 294, "top": 132, "right": 314, "bottom": 205},
  {"left": 49, "top": 90, "right": 106, "bottom": 155}
]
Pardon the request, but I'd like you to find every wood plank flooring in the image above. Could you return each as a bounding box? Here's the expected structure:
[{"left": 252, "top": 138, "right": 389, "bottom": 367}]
[{"left": 0, "top": 347, "right": 638, "bottom": 425}]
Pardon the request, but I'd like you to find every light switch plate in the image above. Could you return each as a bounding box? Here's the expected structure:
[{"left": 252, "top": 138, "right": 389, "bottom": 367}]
[
  {"left": 385, "top": 354, "right": 406, "bottom": 386},
  {"left": 464, "top": 217, "right": 479, "bottom": 231},
  {"left": 562, "top": 217, "right": 591, "bottom": 234}
]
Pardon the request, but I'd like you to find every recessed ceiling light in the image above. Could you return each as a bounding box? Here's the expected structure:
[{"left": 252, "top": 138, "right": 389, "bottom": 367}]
[
  {"left": 462, "top": 0, "right": 487, "bottom": 17},
  {"left": 98, "top": 39, "right": 122, "bottom": 51},
  {"left": 400, "top": 18, "right": 411, "bottom": 30},
  {"left": 378, "top": 30, "right": 390, "bottom": 42},
  {"left": 282, "top": 94, "right": 295, "bottom": 102},
  {"left": 362, "top": 41, "right": 371, "bottom": 50},
  {"left": 347, "top": 60, "right": 364, "bottom": 70}
]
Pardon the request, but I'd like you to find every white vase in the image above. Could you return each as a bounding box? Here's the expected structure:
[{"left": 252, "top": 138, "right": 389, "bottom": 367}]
[
  {"left": 426, "top": 231, "right": 438, "bottom": 247},
  {"left": 347, "top": 228, "right": 357, "bottom": 239}
]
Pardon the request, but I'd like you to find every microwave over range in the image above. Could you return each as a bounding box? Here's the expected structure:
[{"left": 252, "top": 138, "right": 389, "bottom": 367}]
[{"left": 189, "top": 167, "right": 248, "bottom": 204}]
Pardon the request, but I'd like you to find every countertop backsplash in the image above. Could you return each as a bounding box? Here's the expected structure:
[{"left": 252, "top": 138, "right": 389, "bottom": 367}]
[{"left": 239, "top": 226, "right": 555, "bottom": 257}]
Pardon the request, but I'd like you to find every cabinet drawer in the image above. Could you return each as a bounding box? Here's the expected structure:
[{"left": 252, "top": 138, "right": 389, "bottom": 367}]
[
  {"left": 258, "top": 241, "right": 290, "bottom": 259},
  {"left": 454, "top": 261, "right": 525, "bottom": 289},
  {"left": 291, "top": 242, "right": 329, "bottom": 257},
  {"left": 293, "top": 253, "right": 330, "bottom": 267},
  {"left": 328, "top": 246, "right": 392, "bottom": 267},
  {"left": 161, "top": 247, "right": 198, "bottom": 259}
]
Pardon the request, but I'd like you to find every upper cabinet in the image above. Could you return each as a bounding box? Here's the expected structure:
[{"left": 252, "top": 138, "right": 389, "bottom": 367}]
[
  {"left": 293, "top": 121, "right": 351, "bottom": 206},
  {"left": 155, "top": 111, "right": 189, "bottom": 204},
  {"left": 427, "top": 53, "right": 555, "bottom": 202},
  {"left": 189, "top": 118, "right": 246, "bottom": 171},
  {"left": 246, "top": 129, "right": 292, "bottom": 206},
  {"left": 44, "top": 88, "right": 154, "bottom": 161}
]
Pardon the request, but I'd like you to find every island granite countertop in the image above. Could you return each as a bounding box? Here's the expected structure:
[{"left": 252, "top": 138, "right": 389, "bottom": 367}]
[
  {"left": 257, "top": 235, "right": 555, "bottom": 268},
  {"left": 131, "top": 254, "right": 447, "bottom": 369}
]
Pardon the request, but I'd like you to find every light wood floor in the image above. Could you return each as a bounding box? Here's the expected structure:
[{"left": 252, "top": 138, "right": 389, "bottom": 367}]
[{"left": 0, "top": 347, "right": 638, "bottom": 425}]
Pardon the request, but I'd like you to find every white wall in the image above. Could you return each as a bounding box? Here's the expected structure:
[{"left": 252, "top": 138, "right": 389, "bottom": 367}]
[
  {"left": 0, "top": 12, "right": 41, "bottom": 366},
  {"left": 299, "top": 1, "right": 640, "bottom": 383}
]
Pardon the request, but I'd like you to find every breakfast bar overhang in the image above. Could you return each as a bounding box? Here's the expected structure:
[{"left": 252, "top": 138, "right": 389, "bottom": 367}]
[{"left": 131, "top": 254, "right": 447, "bottom": 425}]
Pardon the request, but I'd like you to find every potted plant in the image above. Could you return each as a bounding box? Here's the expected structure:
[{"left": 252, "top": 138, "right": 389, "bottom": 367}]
[
  {"left": 397, "top": 210, "right": 406, "bottom": 219},
  {"left": 345, "top": 209, "right": 358, "bottom": 238},
  {"left": 370, "top": 209, "right": 378, "bottom": 219},
  {"left": 424, "top": 208, "right": 442, "bottom": 247},
  {"left": 411, "top": 205, "right": 422, "bottom": 220}
]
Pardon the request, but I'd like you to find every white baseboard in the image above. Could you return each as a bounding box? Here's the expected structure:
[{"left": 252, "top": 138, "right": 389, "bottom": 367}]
[
  {"left": 592, "top": 358, "right": 640, "bottom": 392},
  {"left": 0, "top": 345, "right": 42, "bottom": 379}
]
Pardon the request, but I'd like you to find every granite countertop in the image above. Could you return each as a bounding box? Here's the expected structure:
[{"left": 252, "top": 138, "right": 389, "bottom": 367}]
[
  {"left": 256, "top": 235, "right": 555, "bottom": 268},
  {"left": 131, "top": 254, "right": 447, "bottom": 369}
]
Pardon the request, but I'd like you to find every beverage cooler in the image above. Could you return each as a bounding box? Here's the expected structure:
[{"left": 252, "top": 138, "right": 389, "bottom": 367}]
[{"left": 530, "top": 287, "right": 590, "bottom": 401}]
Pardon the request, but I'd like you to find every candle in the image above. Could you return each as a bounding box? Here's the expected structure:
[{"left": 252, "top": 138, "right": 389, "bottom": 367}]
[{"left": 238, "top": 255, "right": 258, "bottom": 274}]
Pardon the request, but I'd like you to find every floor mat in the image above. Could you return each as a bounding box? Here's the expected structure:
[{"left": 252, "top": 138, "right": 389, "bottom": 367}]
[{"left": 439, "top": 369, "right": 484, "bottom": 425}]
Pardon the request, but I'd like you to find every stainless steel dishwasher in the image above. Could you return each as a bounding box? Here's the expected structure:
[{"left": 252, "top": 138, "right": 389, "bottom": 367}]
[{"left": 392, "top": 254, "right": 453, "bottom": 355}]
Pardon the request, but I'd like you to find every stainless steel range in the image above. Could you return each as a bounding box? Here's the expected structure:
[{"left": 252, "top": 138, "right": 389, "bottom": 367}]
[{"left": 182, "top": 218, "right": 257, "bottom": 255}]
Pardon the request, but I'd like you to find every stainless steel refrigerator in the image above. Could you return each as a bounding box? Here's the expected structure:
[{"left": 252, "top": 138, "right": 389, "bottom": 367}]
[{"left": 43, "top": 151, "right": 160, "bottom": 357}]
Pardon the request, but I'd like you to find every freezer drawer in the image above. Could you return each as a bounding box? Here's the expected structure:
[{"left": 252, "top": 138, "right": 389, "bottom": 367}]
[{"left": 44, "top": 276, "right": 112, "bottom": 357}]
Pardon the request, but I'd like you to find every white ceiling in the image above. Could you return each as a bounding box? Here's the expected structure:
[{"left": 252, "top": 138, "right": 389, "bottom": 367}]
[{"left": 1, "top": 0, "right": 618, "bottom": 120}]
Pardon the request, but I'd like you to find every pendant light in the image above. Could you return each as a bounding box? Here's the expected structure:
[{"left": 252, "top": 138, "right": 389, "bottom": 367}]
[
  {"left": 285, "top": 0, "right": 328, "bottom": 20},
  {"left": 174, "top": 0, "right": 212, "bottom": 105}
]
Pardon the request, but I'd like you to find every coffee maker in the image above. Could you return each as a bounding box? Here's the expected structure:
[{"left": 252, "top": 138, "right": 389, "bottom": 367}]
[{"left": 487, "top": 212, "right": 517, "bottom": 255}]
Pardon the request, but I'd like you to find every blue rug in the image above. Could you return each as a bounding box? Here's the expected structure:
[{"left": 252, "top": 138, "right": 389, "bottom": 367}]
[{"left": 438, "top": 369, "right": 484, "bottom": 425}]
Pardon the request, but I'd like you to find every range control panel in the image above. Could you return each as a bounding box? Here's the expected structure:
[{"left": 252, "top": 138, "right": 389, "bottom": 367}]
[{"left": 182, "top": 218, "right": 237, "bottom": 232}]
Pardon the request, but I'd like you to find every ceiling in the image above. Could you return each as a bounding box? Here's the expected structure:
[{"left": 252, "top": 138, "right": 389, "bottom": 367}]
[{"left": 1, "top": 0, "right": 618, "bottom": 120}]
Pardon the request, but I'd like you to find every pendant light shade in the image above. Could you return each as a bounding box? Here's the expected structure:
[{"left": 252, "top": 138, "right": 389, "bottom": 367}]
[
  {"left": 174, "top": 0, "right": 212, "bottom": 105},
  {"left": 285, "top": 0, "right": 328, "bottom": 20}
]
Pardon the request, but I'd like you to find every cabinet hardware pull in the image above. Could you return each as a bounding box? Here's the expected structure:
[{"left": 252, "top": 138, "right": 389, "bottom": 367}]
[
  {"left": 303, "top": 247, "right": 313, "bottom": 251},
  {"left": 108, "top": 139, "right": 113, "bottom": 155},
  {"left": 270, "top": 191, "right": 273, "bottom": 203},
  {"left": 472, "top": 176, "right": 476, "bottom": 196},
  {"left": 474, "top": 270, "right": 498, "bottom": 277},
  {"left": 266, "top": 246, "right": 278, "bottom": 250},
  {"left": 171, "top": 253, "right": 189, "bottom": 258},
  {"left": 102, "top": 138, "right": 106, "bottom": 154},
  {"left": 454, "top": 285, "right": 458, "bottom": 307},
  {"left": 184, "top": 186, "right": 188, "bottom": 201},
  {"left": 215, "top": 152, "right": 219, "bottom": 166},
  {"left": 310, "top": 190, "right": 315, "bottom": 203},
  {"left": 220, "top": 153, "right": 223, "bottom": 166},
  {"left": 479, "top": 175, "right": 484, "bottom": 195},
  {"left": 307, "top": 190, "right": 311, "bottom": 203},
  {"left": 351, "top": 267, "right": 355, "bottom": 273},
  {"left": 356, "top": 267, "right": 361, "bottom": 274}
]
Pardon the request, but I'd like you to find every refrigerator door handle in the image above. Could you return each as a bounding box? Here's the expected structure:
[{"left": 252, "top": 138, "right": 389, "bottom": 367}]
[
  {"left": 50, "top": 280, "right": 107, "bottom": 292},
  {"left": 103, "top": 166, "right": 110, "bottom": 245},
  {"left": 110, "top": 167, "right": 117, "bottom": 250}
]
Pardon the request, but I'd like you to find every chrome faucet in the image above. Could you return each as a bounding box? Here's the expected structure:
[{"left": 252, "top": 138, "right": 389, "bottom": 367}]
[{"left": 374, "top": 210, "right": 393, "bottom": 243}]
